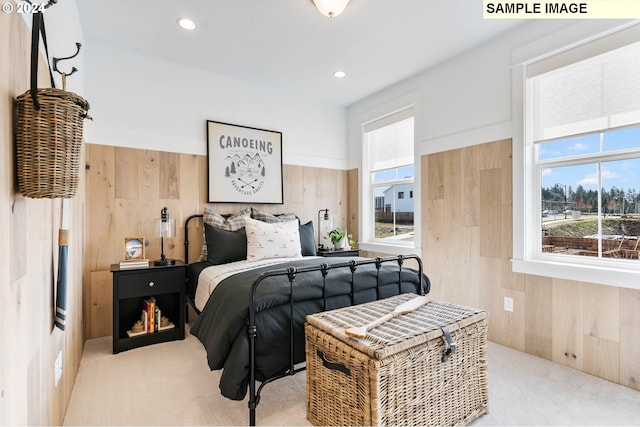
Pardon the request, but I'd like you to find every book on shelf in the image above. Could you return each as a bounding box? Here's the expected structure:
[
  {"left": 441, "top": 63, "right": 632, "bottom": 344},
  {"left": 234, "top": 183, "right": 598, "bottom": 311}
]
[
  {"left": 119, "top": 259, "right": 150, "bottom": 269},
  {"left": 127, "top": 299, "right": 173, "bottom": 337},
  {"left": 143, "top": 297, "right": 156, "bottom": 333}
]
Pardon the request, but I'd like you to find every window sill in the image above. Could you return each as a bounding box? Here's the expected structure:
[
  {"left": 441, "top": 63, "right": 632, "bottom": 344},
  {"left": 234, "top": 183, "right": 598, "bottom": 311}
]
[
  {"left": 512, "top": 257, "right": 640, "bottom": 290},
  {"left": 359, "top": 242, "right": 419, "bottom": 257}
]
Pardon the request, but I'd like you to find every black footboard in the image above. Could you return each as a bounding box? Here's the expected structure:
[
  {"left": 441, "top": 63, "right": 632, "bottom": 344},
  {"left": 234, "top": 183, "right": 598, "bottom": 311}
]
[{"left": 246, "top": 254, "right": 426, "bottom": 426}]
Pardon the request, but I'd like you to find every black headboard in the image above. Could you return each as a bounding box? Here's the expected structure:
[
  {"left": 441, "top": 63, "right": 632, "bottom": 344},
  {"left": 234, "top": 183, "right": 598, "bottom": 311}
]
[{"left": 184, "top": 214, "right": 203, "bottom": 264}]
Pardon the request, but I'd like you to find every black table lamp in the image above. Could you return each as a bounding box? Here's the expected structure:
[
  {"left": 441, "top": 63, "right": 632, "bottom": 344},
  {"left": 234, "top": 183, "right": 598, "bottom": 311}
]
[{"left": 154, "top": 207, "right": 176, "bottom": 266}]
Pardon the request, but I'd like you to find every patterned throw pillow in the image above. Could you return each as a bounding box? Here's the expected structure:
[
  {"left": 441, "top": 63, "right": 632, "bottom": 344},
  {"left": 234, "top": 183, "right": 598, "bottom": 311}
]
[
  {"left": 251, "top": 207, "right": 297, "bottom": 223},
  {"left": 244, "top": 216, "right": 302, "bottom": 262},
  {"left": 198, "top": 207, "right": 250, "bottom": 261}
]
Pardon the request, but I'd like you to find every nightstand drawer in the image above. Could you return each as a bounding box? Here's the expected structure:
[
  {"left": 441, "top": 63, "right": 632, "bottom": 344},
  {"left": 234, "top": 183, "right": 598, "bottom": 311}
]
[{"left": 118, "top": 268, "right": 183, "bottom": 298}]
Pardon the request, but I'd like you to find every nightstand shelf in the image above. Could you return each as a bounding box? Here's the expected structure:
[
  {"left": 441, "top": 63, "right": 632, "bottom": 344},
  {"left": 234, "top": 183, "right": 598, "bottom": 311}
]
[
  {"left": 317, "top": 248, "right": 360, "bottom": 257},
  {"left": 110, "top": 261, "right": 187, "bottom": 354}
]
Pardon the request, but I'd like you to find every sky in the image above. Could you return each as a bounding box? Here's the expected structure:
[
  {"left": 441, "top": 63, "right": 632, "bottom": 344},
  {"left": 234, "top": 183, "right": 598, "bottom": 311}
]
[{"left": 540, "top": 126, "right": 640, "bottom": 194}]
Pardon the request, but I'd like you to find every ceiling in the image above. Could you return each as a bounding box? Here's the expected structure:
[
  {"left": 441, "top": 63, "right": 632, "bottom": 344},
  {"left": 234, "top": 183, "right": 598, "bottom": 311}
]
[{"left": 76, "top": 0, "right": 525, "bottom": 107}]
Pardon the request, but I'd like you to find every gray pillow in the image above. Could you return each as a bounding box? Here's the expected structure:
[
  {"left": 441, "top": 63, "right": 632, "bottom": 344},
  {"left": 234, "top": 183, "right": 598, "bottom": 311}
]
[
  {"left": 204, "top": 223, "right": 247, "bottom": 265},
  {"left": 299, "top": 221, "right": 316, "bottom": 256}
]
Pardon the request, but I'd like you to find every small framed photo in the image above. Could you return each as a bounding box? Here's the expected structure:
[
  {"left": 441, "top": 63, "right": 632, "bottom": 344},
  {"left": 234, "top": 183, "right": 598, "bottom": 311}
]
[{"left": 124, "top": 237, "right": 145, "bottom": 261}]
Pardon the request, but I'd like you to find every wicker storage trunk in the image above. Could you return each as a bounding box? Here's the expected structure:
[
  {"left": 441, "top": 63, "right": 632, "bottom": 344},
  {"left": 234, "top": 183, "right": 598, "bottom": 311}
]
[{"left": 305, "top": 294, "right": 488, "bottom": 426}]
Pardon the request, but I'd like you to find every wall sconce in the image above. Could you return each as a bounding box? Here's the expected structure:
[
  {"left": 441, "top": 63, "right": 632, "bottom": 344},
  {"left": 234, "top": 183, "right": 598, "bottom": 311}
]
[
  {"left": 317, "top": 209, "right": 334, "bottom": 251},
  {"left": 154, "top": 207, "right": 176, "bottom": 266}
]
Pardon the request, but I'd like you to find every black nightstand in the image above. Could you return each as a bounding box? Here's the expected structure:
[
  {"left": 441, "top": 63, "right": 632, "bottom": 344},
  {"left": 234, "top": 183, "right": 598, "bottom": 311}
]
[
  {"left": 317, "top": 248, "right": 360, "bottom": 257},
  {"left": 110, "top": 261, "right": 186, "bottom": 354}
]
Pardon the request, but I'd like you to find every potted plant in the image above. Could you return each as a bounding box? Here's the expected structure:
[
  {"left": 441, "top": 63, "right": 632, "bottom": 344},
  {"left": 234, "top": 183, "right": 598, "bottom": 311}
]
[
  {"left": 347, "top": 234, "right": 357, "bottom": 249},
  {"left": 328, "top": 228, "right": 346, "bottom": 250}
]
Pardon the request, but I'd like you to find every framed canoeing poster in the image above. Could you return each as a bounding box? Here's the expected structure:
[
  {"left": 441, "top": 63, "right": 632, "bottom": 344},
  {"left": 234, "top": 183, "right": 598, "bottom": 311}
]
[{"left": 206, "top": 120, "right": 283, "bottom": 204}]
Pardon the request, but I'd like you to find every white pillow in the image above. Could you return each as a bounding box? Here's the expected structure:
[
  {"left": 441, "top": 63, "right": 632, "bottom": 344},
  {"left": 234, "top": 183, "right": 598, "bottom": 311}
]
[{"left": 245, "top": 216, "right": 302, "bottom": 262}]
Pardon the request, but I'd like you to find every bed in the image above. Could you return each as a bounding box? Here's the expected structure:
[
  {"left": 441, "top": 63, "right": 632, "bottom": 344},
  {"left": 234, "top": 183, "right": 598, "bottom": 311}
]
[{"left": 184, "top": 208, "right": 430, "bottom": 425}]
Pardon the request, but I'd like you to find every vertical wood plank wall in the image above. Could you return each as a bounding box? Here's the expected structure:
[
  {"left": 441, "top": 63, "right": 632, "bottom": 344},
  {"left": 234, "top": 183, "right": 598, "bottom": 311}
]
[
  {"left": 1, "top": 12, "right": 85, "bottom": 425},
  {"left": 421, "top": 138, "right": 640, "bottom": 391},
  {"left": 84, "top": 144, "right": 348, "bottom": 339}
]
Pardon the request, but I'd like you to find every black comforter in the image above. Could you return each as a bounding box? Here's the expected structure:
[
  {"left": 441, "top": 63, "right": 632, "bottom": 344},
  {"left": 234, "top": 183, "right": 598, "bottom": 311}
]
[{"left": 190, "top": 256, "right": 429, "bottom": 400}]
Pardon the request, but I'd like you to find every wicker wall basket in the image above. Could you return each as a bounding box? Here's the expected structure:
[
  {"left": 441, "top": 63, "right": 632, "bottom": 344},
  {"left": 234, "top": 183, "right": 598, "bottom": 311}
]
[{"left": 16, "top": 88, "right": 90, "bottom": 199}]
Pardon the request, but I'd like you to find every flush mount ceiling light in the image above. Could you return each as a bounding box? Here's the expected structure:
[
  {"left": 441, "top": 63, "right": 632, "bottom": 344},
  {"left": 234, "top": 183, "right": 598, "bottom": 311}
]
[
  {"left": 177, "top": 17, "right": 196, "bottom": 30},
  {"left": 333, "top": 70, "right": 346, "bottom": 78},
  {"left": 312, "top": 0, "right": 350, "bottom": 17}
]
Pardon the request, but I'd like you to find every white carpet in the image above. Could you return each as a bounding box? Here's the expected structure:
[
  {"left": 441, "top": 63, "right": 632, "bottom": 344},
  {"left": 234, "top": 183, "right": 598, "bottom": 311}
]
[{"left": 63, "top": 326, "right": 640, "bottom": 426}]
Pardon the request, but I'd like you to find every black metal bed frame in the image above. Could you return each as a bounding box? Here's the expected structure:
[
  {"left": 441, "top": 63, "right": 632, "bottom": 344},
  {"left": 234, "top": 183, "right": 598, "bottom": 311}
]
[{"left": 183, "top": 213, "right": 426, "bottom": 426}]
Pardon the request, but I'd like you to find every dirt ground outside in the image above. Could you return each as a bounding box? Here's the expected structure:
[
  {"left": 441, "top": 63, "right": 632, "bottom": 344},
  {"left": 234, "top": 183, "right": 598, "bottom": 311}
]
[{"left": 375, "top": 222, "right": 414, "bottom": 239}]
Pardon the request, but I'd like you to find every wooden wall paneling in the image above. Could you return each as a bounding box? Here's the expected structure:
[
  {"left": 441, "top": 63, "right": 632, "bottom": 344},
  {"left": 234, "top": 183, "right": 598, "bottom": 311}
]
[
  {"left": 478, "top": 256, "right": 504, "bottom": 344},
  {"left": 442, "top": 149, "right": 465, "bottom": 304},
  {"left": 2, "top": 12, "right": 85, "bottom": 425},
  {"left": 479, "top": 168, "right": 501, "bottom": 258},
  {"left": 346, "top": 168, "right": 359, "bottom": 244},
  {"left": 283, "top": 164, "right": 304, "bottom": 219},
  {"left": 89, "top": 271, "right": 112, "bottom": 339},
  {"left": 178, "top": 153, "right": 203, "bottom": 262},
  {"left": 197, "top": 154, "right": 208, "bottom": 207},
  {"left": 423, "top": 199, "right": 446, "bottom": 300},
  {"left": 179, "top": 154, "right": 203, "bottom": 216},
  {"left": 462, "top": 145, "right": 480, "bottom": 227},
  {"left": 427, "top": 152, "right": 444, "bottom": 200},
  {"left": 114, "top": 147, "right": 139, "bottom": 199},
  {"left": 86, "top": 144, "right": 116, "bottom": 271},
  {"left": 479, "top": 139, "right": 504, "bottom": 170},
  {"left": 501, "top": 287, "right": 526, "bottom": 351},
  {"left": 551, "top": 279, "right": 584, "bottom": 370},
  {"left": 583, "top": 282, "right": 619, "bottom": 343},
  {"left": 583, "top": 335, "right": 620, "bottom": 383},
  {"left": 137, "top": 149, "right": 160, "bottom": 259},
  {"left": 524, "top": 275, "right": 553, "bottom": 359},
  {"left": 582, "top": 282, "right": 620, "bottom": 383},
  {"left": 159, "top": 151, "right": 180, "bottom": 200},
  {"left": 500, "top": 139, "right": 513, "bottom": 206},
  {"left": 461, "top": 227, "right": 481, "bottom": 308},
  {"left": 619, "top": 288, "right": 640, "bottom": 390},
  {"left": 10, "top": 197, "right": 27, "bottom": 282}
]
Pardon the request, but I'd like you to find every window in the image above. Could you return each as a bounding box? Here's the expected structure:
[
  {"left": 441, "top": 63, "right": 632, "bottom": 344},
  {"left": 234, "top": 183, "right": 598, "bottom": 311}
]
[
  {"left": 362, "top": 109, "right": 415, "bottom": 247},
  {"left": 513, "top": 23, "right": 640, "bottom": 288}
]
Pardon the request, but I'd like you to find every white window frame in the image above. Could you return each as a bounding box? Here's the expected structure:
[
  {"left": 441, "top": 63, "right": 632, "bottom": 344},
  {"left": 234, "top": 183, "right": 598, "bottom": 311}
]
[
  {"left": 360, "top": 99, "right": 421, "bottom": 256},
  {"left": 512, "top": 20, "right": 640, "bottom": 290}
]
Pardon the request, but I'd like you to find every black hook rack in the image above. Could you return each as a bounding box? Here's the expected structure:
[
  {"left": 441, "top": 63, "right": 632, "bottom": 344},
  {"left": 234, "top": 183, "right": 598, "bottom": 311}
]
[
  {"left": 22, "top": 0, "right": 58, "bottom": 9},
  {"left": 53, "top": 42, "right": 81, "bottom": 77}
]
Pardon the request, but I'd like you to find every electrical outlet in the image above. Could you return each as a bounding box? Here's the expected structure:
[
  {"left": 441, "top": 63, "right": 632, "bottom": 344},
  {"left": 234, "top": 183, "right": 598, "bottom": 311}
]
[
  {"left": 504, "top": 297, "right": 514, "bottom": 312},
  {"left": 54, "top": 350, "right": 63, "bottom": 386}
]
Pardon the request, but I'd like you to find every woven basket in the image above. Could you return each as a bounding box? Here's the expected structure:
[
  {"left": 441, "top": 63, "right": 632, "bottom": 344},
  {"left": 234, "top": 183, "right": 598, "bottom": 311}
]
[
  {"left": 16, "top": 88, "right": 90, "bottom": 198},
  {"left": 305, "top": 295, "right": 489, "bottom": 426}
]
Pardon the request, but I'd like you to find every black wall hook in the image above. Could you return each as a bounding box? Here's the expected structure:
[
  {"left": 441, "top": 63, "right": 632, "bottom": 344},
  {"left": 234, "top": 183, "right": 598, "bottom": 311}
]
[
  {"left": 53, "top": 42, "right": 81, "bottom": 77},
  {"left": 22, "top": 0, "right": 58, "bottom": 9}
]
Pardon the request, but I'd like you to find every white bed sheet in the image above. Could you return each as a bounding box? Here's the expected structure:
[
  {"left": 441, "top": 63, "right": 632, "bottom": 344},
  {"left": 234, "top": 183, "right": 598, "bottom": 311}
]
[{"left": 194, "top": 257, "right": 320, "bottom": 311}]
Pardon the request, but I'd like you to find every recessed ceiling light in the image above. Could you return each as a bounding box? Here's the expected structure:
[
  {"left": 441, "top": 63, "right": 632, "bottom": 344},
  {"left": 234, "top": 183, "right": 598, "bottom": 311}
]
[
  {"left": 177, "top": 18, "right": 196, "bottom": 30},
  {"left": 334, "top": 70, "right": 346, "bottom": 78}
]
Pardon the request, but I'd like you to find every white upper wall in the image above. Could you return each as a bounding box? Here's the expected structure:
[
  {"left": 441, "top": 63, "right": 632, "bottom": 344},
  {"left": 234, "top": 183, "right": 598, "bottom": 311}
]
[
  {"left": 83, "top": 43, "right": 347, "bottom": 169},
  {"left": 346, "top": 20, "right": 569, "bottom": 166}
]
